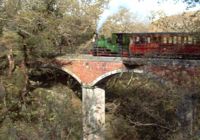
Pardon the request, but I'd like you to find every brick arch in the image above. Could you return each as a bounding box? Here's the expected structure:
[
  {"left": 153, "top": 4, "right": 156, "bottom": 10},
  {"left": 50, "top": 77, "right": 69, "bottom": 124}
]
[{"left": 61, "top": 67, "right": 82, "bottom": 84}]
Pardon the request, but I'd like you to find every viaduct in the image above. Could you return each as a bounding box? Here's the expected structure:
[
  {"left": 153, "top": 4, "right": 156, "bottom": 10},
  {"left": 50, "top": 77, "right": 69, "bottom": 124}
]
[{"left": 54, "top": 54, "right": 200, "bottom": 140}]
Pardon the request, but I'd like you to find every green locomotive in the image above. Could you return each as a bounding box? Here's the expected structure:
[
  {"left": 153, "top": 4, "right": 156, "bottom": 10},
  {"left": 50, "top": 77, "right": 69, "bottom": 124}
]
[{"left": 92, "top": 33, "right": 130, "bottom": 56}]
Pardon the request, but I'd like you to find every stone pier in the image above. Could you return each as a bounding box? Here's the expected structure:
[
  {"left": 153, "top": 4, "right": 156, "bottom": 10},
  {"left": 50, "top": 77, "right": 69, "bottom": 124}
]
[{"left": 82, "top": 86, "right": 105, "bottom": 140}]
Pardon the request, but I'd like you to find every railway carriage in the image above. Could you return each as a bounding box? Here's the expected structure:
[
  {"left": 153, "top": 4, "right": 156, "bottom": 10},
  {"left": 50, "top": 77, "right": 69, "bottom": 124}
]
[{"left": 92, "top": 32, "right": 200, "bottom": 59}]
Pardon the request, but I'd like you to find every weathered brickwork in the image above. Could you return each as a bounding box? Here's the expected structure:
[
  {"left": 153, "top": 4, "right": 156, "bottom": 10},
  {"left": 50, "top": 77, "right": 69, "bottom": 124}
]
[
  {"left": 55, "top": 55, "right": 200, "bottom": 86},
  {"left": 60, "top": 60, "right": 126, "bottom": 86}
]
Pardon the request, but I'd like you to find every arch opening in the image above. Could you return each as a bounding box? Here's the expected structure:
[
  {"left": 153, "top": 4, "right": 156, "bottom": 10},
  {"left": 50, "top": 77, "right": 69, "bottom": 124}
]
[{"left": 90, "top": 69, "right": 144, "bottom": 87}]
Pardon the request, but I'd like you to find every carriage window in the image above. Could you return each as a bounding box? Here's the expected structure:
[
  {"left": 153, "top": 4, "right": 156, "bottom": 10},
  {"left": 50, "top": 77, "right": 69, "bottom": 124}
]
[
  {"left": 184, "top": 36, "right": 188, "bottom": 44},
  {"left": 152, "top": 37, "right": 157, "bottom": 43},
  {"left": 168, "top": 37, "right": 173, "bottom": 44},
  {"left": 130, "top": 37, "right": 134, "bottom": 45},
  {"left": 163, "top": 37, "right": 167, "bottom": 44},
  {"left": 158, "top": 36, "right": 162, "bottom": 43},
  {"left": 173, "top": 36, "right": 177, "bottom": 44},
  {"left": 188, "top": 36, "right": 192, "bottom": 44},
  {"left": 136, "top": 36, "right": 140, "bottom": 43},
  {"left": 194, "top": 39, "right": 197, "bottom": 44},
  {"left": 178, "top": 36, "right": 182, "bottom": 44},
  {"left": 147, "top": 37, "right": 151, "bottom": 43},
  {"left": 140, "top": 37, "right": 146, "bottom": 43}
]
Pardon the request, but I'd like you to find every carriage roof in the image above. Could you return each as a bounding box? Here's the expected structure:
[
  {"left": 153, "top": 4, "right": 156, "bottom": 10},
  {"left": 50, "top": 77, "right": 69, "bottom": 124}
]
[{"left": 112, "top": 32, "right": 200, "bottom": 36}]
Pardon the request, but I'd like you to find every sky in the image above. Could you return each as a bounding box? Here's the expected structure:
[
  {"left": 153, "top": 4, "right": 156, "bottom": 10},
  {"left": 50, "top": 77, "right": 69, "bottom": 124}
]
[{"left": 96, "top": 0, "right": 200, "bottom": 31}]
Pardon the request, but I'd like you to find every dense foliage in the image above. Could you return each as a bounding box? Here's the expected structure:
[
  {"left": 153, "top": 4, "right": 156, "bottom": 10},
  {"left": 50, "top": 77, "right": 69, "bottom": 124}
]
[
  {"left": 105, "top": 72, "right": 200, "bottom": 140},
  {"left": 0, "top": 0, "right": 107, "bottom": 139},
  {"left": 150, "top": 10, "right": 200, "bottom": 32},
  {"left": 0, "top": 0, "right": 200, "bottom": 139}
]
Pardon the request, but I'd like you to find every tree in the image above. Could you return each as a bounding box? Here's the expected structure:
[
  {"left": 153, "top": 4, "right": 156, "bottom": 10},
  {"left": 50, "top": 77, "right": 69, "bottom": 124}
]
[
  {"left": 100, "top": 8, "right": 148, "bottom": 37},
  {"left": 149, "top": 10, "right": 200, "bottom": 32},
  {"left": 157, "top": 0, "right": 200, "bottom": 7},
  {"left": 182, "top": 0, "right": 200, "bottom": 7},
  {"left": 0, "top": 1, "right": 109, "bottom": 138}
]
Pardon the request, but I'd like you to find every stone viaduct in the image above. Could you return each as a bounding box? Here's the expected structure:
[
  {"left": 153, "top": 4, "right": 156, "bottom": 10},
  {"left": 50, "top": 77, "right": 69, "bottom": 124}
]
[{"left": 54, "top": 54, "right": 200, "bottom": 140}]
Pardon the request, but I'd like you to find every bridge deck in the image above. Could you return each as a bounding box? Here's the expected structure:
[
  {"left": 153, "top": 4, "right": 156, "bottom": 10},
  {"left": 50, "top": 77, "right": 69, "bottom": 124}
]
[
  {"left": 58, "top": 54, "right": 122, "bottom": 62},
  {"left": 123, "top": 57, "right": 200, "bottom": 67},
  {"left": 57, "top": 54, "right": 200, "bottom": 67}
]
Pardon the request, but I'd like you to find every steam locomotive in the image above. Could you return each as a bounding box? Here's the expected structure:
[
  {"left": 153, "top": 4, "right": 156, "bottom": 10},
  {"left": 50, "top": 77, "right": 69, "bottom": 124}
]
[{"left": 91, "top": 32, "right": 200, "bottom": 58}]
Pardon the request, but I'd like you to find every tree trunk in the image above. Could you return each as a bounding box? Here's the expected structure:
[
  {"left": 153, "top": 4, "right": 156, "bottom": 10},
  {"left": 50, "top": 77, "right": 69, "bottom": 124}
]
[
  {"left": 7, "top": 48, "right": 14, "bottom": 77},
  {"left": 19, "top": 60, "right": 29, "bottom": 102},
  {"left": 20, "top": 44, "right": 29, "bottom": 101}
]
